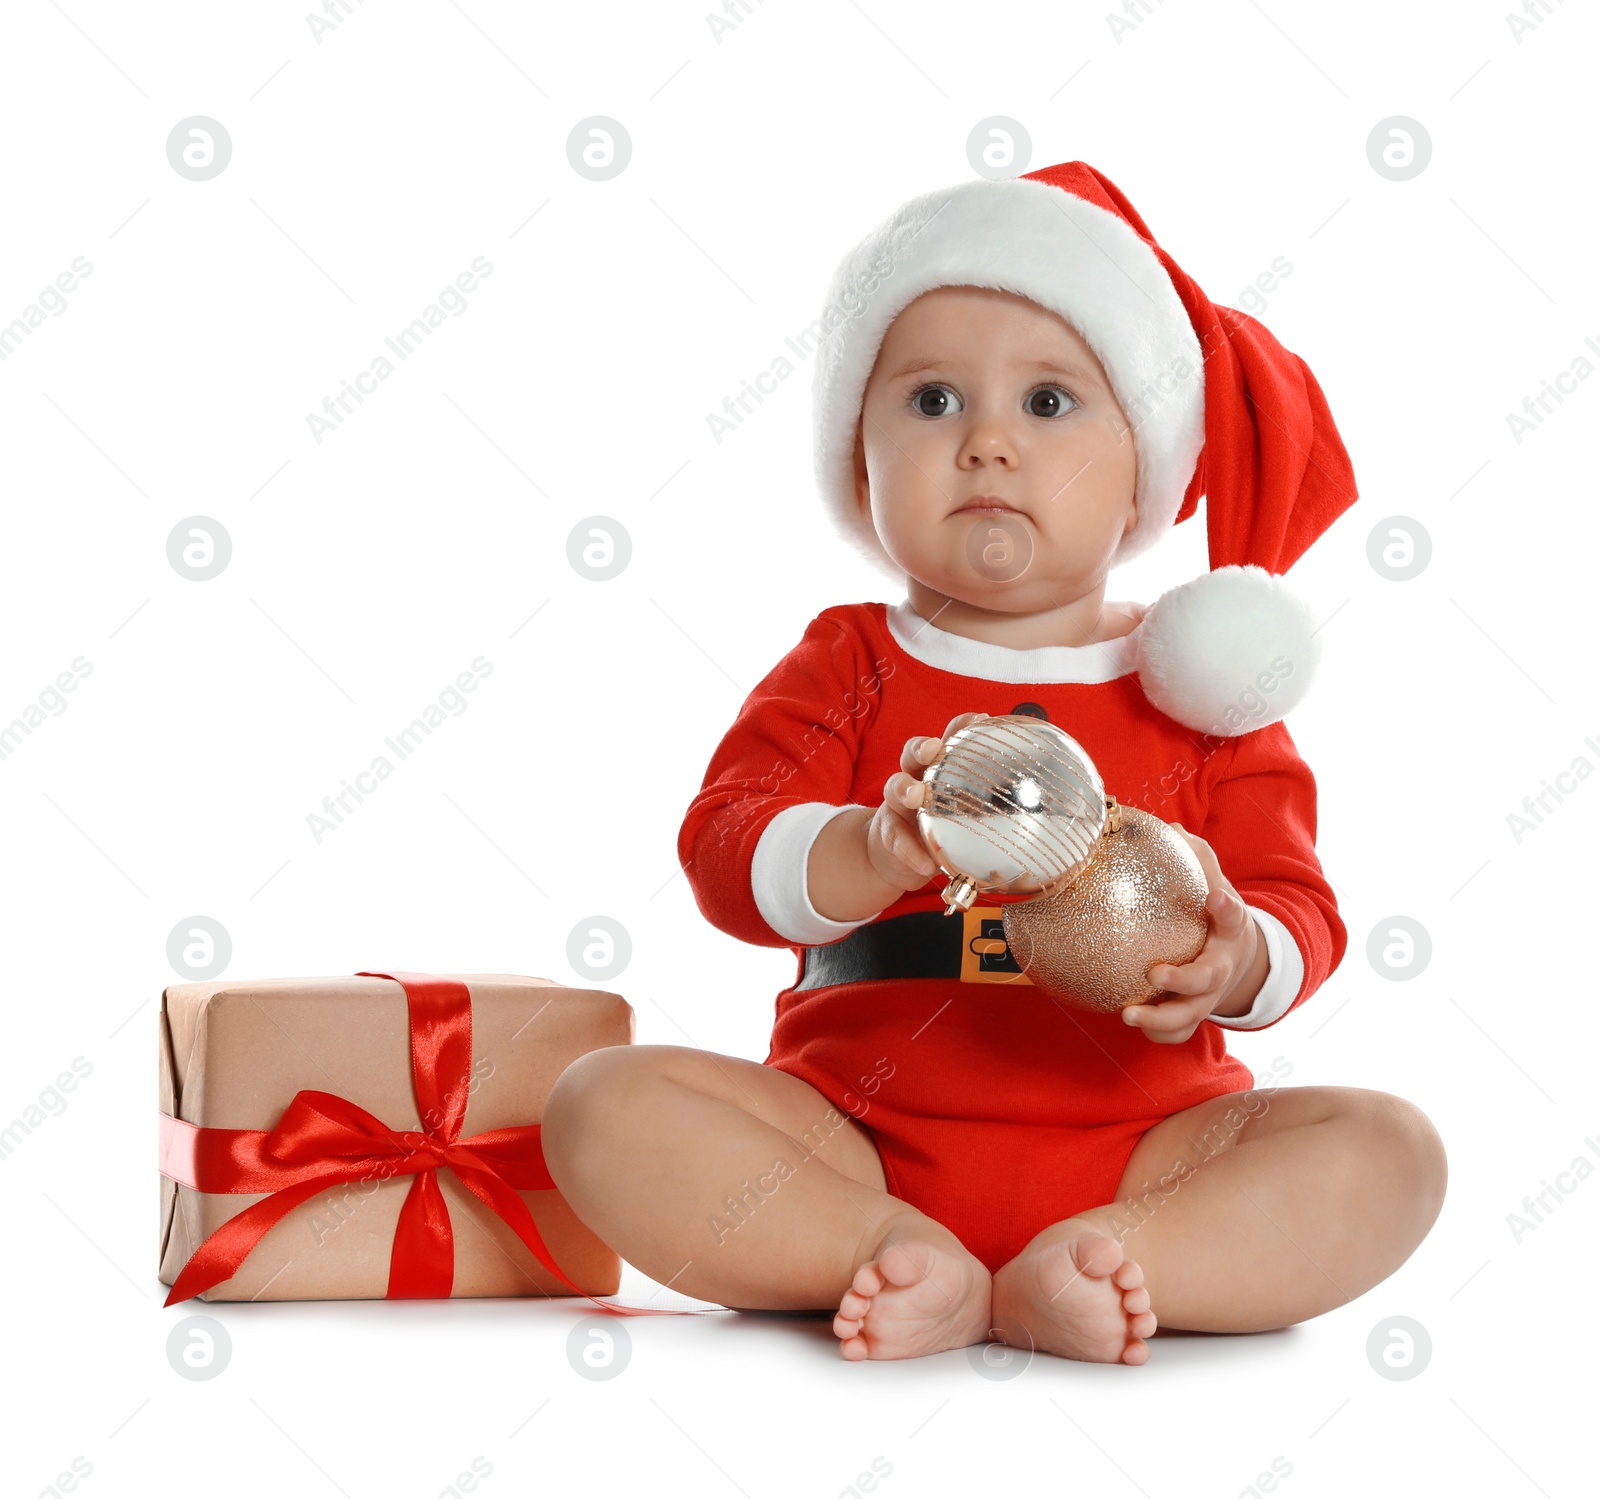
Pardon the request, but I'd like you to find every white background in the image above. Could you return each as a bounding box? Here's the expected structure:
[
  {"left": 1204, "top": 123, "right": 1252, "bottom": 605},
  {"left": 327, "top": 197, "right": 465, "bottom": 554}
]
[{"left": 2, "top": 1, "right": 1594, "bottom": 1495}]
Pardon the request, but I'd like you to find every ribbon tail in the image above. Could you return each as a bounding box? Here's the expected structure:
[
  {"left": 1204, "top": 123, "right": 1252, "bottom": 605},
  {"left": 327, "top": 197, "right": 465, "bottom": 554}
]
[
  {"left": 387, "top": 1169, "right": 454, "bottom": 1299},
  {"left": 164, "top": 1174, "right": 354, "bottom": 1307},
  {"left": 447, "top": 1157, "right": 676, "bottom": 1317}
]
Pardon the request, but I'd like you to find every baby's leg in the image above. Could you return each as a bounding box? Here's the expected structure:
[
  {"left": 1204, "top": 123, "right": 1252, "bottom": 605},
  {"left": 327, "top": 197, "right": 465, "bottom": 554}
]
[
  {"left": 991, "top": 1085, "right": 1447, "bottom": 1358},
  {"left": 542, "top": 1044, "right": 991, "bottom": 1356}
]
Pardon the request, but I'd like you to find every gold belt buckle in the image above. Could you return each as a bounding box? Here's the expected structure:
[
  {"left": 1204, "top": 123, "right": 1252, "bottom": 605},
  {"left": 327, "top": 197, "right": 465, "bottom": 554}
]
[{"left": 959, "top": 905, "right": 1034, "bottom": 985}]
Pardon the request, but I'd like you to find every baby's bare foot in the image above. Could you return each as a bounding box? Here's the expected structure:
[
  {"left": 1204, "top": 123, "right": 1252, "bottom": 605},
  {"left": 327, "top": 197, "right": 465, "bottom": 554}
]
[
  {"left": 991, "top": 1221, "right": 1157, "bottom": 1365},
  {"left": 832, "top": 1228, "right": 992, "bottom": 1362}
]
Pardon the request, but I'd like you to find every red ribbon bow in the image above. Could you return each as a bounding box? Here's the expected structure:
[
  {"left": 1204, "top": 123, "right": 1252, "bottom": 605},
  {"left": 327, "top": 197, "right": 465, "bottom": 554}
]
[{"left": 161, "top": 970, "right": 662, "bottom": 1314}]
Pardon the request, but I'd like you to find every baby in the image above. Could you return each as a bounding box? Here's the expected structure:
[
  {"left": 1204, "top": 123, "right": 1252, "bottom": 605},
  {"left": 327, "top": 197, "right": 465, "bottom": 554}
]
[{"left": 543, "top": 161, "right": 1447, "bottom": 1364}]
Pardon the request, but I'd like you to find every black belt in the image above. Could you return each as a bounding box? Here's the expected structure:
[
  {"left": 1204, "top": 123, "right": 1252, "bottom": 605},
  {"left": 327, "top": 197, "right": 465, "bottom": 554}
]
[{"left": 793, "top": 907, "right": 1036, "bottom": 991}]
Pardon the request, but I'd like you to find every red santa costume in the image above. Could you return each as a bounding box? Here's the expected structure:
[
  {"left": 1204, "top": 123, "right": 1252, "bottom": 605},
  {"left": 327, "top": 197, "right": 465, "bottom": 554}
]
[{"left": 677, "top": 161, "right": 1359, "bottom": 1275}]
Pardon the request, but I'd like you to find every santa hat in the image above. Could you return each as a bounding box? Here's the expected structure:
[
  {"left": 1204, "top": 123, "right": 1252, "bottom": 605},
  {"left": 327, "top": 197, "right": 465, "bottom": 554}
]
[{"left": 810, "top": 159, "right": 1359, "bottom": 737}]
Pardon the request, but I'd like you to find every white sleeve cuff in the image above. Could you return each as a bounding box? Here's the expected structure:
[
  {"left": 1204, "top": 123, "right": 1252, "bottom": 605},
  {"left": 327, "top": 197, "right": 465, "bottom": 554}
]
[
  {"left": 751, "top": 802, "right": 886, "bottom": 946},
  {"left": 1208, "top": 904, "right": 1305, "bottom": 1031}
]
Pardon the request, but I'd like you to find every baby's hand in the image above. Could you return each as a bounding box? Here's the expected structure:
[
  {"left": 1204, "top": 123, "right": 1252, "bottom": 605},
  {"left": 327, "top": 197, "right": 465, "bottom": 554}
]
[
  {"left": 1121, "top": 822, "right": 1261, "bottom": 1044},
  {"left": 865, "top": 711, "right": 990, "bottom": 893}
]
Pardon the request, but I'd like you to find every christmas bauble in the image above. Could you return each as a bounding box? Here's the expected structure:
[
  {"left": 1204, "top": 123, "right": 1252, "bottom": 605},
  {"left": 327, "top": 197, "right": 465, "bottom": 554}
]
[
  {"left": 914, "top": 715, "right": 1108, "bottom": 915},
  {"left": 916, "top": 713, "right": 1210, "bottom": 1012},
  {"left": 1001, "top": 804, "right": 1209, "bottom": 1013}
]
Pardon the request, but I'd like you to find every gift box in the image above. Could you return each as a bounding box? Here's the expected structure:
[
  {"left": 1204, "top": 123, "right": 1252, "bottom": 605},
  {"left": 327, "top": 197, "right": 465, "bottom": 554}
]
[{"left": 158, "top": 970, "right": 630, "bottom": 1304}]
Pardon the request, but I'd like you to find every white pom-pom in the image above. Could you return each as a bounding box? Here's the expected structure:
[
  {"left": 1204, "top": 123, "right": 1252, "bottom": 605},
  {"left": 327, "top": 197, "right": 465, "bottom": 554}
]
[{"left": 1134, "top": 564, "right": 1322, "bottom": 737}]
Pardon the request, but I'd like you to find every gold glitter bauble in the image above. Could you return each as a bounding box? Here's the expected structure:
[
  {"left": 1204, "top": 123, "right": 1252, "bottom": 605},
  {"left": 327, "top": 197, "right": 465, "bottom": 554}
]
[{"left": 1002, "top": 804, "right": 1210, "bottom": 1013}]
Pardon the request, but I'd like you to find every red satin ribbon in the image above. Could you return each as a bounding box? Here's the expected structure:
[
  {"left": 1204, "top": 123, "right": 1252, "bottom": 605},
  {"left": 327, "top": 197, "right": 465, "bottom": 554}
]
[{"left": 160, "top": 970, "right": 672, "bottom": 1314}]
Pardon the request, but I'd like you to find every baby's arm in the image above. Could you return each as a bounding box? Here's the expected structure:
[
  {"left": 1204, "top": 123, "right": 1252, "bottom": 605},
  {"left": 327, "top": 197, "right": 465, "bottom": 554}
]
[
  {"left": 678, "top": 609, "right": 894, "bottom": 948},
  {"left": 808, "top": 711, "right": 989, "bottom": 922},
  {"left": 1138, "top": 719, "right": 1346, "bottom": 1037},
  {"left": 808, "top": 807, "right": 912, "bottom": 923}
]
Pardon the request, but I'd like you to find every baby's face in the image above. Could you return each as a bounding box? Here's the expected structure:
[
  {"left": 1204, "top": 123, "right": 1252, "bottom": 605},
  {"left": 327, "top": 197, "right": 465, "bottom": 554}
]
[{"left": 853, "top": 285, "right": 1137, "bottom": 611}]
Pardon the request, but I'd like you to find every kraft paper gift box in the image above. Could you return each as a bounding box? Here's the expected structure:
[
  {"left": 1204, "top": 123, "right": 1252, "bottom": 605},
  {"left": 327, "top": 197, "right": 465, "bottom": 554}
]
[{"left": 158, "top": 971, "right": 629, "bottom": 1302}]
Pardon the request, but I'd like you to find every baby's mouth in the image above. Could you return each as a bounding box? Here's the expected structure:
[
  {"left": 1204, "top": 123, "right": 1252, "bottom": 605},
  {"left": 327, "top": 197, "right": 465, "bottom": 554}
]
[{"left": 954, "top": 496, "right": 1024, "bottom": 516}]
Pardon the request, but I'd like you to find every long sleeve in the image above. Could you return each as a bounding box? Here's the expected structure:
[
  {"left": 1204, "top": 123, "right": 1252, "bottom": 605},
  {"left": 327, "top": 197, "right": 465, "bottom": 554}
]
[
  {"left": 1195, "top": 719, "right": 1345, "bottom": 1030},
  {"left": 677, "top": 609, "right": 892, "bottom": 949}
]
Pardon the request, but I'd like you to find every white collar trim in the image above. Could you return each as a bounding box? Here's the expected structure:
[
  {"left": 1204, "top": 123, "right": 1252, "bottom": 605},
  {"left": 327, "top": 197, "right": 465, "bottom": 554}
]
[{"left": 886, "top": 599, "right": 1143, "bottom": 685}]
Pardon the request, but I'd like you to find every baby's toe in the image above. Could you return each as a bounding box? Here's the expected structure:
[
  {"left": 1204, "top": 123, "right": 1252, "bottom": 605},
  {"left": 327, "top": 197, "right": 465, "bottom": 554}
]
[
  {"left": 1122, "top": 1286, "right": 1151, "bottom": 1316},
  {"left": 877, "top": 1238, "right": 935, "bottom": 1288},
  {"left": 1112, "top": 1257, "right": 1144, "bottom": 1291},
  {"left": 1072, "top": 1232, "right": 1123, "bottom": 1278},
  {"left": 851, "top": 1261, "right": 887, "bottom": 1297},
  {"left": 1130, "top": 1310, "right": 1157, "bottom": 1338},
  {"left": 839, "top": 1332, "right": 870, "bottom": 1361},
  {"left": 838, "top": 1289, "right": 872, "bottom": 1321},
  {"left": 1121, "top": 1338, "right": 1151, "bottom": 1366}
]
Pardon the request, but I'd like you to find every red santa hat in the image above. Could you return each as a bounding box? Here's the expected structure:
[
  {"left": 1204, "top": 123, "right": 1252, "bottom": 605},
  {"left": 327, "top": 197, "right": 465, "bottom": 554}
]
[{"left": 811, "top": 159, "right": 1359, "bottom": 737}]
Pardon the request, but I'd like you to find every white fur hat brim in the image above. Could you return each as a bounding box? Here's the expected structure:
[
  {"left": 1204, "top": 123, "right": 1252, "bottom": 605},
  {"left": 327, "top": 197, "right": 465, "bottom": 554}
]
[{"left": 811, "top": 175, "right": 1206, "bottom": 582}]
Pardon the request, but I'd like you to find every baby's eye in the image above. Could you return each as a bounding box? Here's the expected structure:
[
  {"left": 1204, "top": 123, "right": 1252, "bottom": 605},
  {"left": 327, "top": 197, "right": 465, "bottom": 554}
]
[
  {"left": 909, "top": 383, "right": 961, "bottom": 418},
  {"left": 1026, "top": 384, "right": 1077, "bottom": 418}
]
